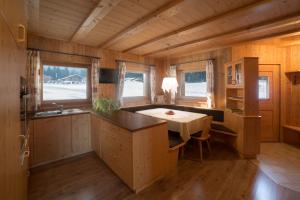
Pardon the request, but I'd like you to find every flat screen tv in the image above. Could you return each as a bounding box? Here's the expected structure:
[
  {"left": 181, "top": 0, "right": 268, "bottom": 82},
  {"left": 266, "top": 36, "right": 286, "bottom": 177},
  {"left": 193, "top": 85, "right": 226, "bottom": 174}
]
[{"left": 99, "top": 68, "right": 116, "bottom": 83}]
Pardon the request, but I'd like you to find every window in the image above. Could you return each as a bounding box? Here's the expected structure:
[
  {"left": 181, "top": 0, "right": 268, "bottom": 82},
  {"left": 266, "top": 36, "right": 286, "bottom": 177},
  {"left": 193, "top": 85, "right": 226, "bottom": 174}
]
[
  {"left": 259, "top": 76, "right": 270, "bottom": 99},
  {"left": 42, "top": 65, "right": 89, "bottom": 101},
  {"left": 123, "top": 72, "right": 146, "bottom": 97},
  {"left": 182, "top": 71, "right": 207, "bottom": 97}
]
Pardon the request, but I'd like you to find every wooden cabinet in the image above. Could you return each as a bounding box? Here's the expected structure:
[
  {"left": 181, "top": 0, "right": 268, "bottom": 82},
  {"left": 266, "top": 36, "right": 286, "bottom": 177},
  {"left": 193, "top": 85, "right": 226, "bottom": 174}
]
[
  {"left": 31, "top": 113, "right": 91, "bottom": 167},
  {"left": 0, "top": 5, "right": 27, "bottom": 199},
  {"left": 33, "top": 116, "right": 72, "bottom": 165},
  {"left": 224, "top": 57, "right": 260, "bottom": 158},
  {"left": 91, "top": 114, "right": 101, "bottom": 157},
  {"left": 100, "top": 119, "right": 133, "bottom": 188},
  {"left": 225, "top": 57, "right": 258, "bottom": 115},
  {"left": 90, "top": 114, "right": 168, "bottom": 193},
  {"left": 72, "top": 114, "right": 91, "bottom": 154}
]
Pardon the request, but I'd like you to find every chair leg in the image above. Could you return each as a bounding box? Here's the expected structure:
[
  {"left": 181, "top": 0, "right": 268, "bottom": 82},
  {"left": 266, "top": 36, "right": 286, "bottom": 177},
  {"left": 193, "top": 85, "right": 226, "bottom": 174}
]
[
  {"left": 207, "top": 140, "right": 211, "bottom": 154},
  {"left": 199, "top": 141, "right": 203, "bottom": 161}
]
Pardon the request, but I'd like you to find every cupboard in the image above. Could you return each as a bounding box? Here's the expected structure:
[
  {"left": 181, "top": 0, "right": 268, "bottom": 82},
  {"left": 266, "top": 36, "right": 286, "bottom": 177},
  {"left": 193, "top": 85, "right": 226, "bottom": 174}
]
[
  {"left": 30, "top": 113, "right": 91, "bottom": 166},
  {"left": 0, "top": 0, "right": 27, "bottom": 199},
  {"left": 224, "top": 57, "right": 261, "bottom": 158}
]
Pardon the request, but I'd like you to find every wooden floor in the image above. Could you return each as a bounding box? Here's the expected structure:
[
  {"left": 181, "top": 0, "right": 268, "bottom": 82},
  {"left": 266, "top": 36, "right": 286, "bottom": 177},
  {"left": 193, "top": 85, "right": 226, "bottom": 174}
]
[
  {"left": 29, "top": 142, "right": 300, "bottom": 200},
  {"left": 252, "top": 143, "right": 300, "bottom": 193}
]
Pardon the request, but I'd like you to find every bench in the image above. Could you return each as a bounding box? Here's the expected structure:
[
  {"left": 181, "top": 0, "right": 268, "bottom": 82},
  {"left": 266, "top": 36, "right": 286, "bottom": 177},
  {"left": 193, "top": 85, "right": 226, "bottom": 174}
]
[
  {"left": 167, "top": 130, "right": 185, "bottom": 171},
  {"left": 211, "top": 123, "right": 237, "bottom": 136}
]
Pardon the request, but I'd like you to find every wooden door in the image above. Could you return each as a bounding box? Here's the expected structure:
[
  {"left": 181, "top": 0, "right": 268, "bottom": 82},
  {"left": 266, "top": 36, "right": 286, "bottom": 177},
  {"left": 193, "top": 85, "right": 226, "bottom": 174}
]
[{"left": 259, "top": 65, "right": 280, "bottom": 142}]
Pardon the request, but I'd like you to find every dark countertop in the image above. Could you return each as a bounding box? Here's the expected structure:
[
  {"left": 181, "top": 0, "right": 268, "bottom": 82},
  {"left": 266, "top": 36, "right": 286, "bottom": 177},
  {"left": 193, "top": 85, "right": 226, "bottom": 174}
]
[{"left": 91, "top": 110, "right": 167, "bottom": 132}]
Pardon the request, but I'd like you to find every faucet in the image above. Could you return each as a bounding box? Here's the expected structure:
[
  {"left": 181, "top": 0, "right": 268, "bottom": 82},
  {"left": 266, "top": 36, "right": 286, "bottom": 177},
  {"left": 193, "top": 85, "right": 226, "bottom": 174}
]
[{"left": 52, "top": 102, "right": 64, "bottom": 113}]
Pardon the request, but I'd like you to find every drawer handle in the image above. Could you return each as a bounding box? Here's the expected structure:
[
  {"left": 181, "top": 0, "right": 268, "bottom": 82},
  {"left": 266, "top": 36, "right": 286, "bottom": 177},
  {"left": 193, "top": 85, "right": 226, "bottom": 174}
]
[{"left": 17, "top": 24, "right": 26, "bottom": 42}]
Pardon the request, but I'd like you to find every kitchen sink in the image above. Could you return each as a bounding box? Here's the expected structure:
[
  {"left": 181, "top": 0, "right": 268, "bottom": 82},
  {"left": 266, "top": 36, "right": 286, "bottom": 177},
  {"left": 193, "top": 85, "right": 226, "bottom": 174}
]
[{"left": 34, "top": 108, "right": 85, "bottom": 117}]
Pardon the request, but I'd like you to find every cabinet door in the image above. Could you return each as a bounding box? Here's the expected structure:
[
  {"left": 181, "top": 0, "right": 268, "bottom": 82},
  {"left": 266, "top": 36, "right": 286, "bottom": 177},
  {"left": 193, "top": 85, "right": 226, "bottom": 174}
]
[
  {"left": 91, "top": 115, "right": 101, "bottom": 157},
  {"left": 234, "top": 62, "right": 243, "bottom": 86},
  {"left": 72, "top": 114, "right": 91, "bottom": 154},
  {"left": 33, "top": 116, "right": 72, "bottom": 165}
]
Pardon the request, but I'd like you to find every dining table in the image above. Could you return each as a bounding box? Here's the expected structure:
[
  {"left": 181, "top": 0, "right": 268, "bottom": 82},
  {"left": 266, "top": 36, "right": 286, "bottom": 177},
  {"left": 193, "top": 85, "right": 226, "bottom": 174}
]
[{"left": 136, "top": 108, "right": 207, "bottom": 142}]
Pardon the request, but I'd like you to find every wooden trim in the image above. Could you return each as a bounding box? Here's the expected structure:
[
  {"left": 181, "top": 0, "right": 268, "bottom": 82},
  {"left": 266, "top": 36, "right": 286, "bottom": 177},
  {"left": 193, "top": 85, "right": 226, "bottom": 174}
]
[
  {"left": 70, "top": 0, "right": 122, "bottom": 42},
  {"left": 143, "top": 13, "right": 300, "bottom": 56},
  {"left": 99, "top": 0, "right": 184, "bottom": 48},
  {"left": 27, "top": 48, "right": 101, "bottom": 59},
  {"left": 122, "top": 0, "right": 268, "bottom": 53}
]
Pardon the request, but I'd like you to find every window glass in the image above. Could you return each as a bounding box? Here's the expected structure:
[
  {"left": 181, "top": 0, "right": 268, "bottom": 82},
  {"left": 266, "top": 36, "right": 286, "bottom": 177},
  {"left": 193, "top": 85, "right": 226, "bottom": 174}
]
[
  {"left": 259, "top": 76, "right": 270, "bottom": 99},
  {"left": 123, "top": 72, "right": 145, "bottom": 97},
  {"left": 43, "top": 65, "right": 88, "bottom": 101},
  {"left": 184, "top": 71, "right": 207, "bottom": 97}
]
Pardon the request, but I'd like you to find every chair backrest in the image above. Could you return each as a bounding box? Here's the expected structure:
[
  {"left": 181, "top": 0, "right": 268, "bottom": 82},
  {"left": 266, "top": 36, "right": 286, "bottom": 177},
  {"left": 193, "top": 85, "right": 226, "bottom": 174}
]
[{"left": 201, "top": 116, "right": 213, "bottom": 139}]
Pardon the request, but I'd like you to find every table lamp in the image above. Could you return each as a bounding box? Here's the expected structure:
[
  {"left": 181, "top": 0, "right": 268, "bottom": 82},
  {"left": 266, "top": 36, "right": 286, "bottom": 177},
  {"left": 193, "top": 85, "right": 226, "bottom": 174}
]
[{"left": 161, "top": 77, "right": 178, "bottom": 105}]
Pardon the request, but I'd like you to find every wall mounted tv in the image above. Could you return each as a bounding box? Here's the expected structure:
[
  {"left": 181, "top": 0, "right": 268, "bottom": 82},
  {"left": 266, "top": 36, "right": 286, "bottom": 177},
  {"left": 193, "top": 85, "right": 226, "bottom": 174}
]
[{"left": 99, "top": 68, "right": 117, "bottom": 83}]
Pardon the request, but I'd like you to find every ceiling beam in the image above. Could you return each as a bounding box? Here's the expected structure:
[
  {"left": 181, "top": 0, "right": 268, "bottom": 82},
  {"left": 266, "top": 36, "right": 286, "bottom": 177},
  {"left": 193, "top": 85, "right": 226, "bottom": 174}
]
[
  {"left": 98, "top": 0, "right": 184, "bottom": 48},
  {"left": 122, "top": 0, "right": 272, "bottom": 53},
  {"left": 143, "top": 13, "right": 300, "bottom": 56},
  {"left": 70, "top": 0, "right": 122, "bottom": 42}
]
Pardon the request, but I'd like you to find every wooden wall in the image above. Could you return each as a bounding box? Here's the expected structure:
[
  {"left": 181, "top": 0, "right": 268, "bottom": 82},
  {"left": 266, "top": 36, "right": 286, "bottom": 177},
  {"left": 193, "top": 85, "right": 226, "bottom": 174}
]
[
  {"left": 283, "top": 44, "right": 300, "bottom": 145},
  {"left": 27, "top": 35, "right": 154, "bottom": 106}
]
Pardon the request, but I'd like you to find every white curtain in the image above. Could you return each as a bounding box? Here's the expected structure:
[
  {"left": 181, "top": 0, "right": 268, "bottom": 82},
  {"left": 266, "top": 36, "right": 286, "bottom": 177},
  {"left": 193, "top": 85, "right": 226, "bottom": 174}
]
[
  {"left": 26, "top": 50, "right": 41, "bottom": 112},
  {"left": 206, "top": 60, "right": 215, "bottom": 108},
  {"left": 116, "top": 61, "right": 126, "bottom": 106},
  {"left": 150, "top": 65, "right": 156, "bottom": 104},
  {"left": 91, "top": 58, "right": 100, "bottom": 108},
  {"left": 169, "top": 65, "right": 177, "bottom": 104}
]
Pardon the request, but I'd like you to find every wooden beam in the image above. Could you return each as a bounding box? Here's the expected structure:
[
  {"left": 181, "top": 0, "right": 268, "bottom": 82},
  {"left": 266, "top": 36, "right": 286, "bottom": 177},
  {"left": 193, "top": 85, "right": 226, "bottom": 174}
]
[
  {"left": 70, "top": 0, "right": 122, "bottom": 42},
  {"left": 123, "top": 0, "right": 271, "bottom": 53},
  {"left": 98, "top": 0, "right": 184, "bottom": 48},
  {"left": 143, "top": 13, "right": 300, "bottom": 56}
]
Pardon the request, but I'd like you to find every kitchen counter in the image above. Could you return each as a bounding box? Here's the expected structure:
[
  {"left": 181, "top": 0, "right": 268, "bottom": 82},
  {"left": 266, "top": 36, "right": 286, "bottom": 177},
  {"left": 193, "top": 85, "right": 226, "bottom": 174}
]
[{"left": 91, "top": 110, "right": 167, "bottom": 132}]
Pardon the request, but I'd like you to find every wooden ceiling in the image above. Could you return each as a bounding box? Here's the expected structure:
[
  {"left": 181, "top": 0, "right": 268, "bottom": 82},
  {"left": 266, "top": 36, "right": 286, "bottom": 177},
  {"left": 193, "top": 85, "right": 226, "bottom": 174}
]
[{"left": 27, "top": 0, "right": 300, "bottom": 57}]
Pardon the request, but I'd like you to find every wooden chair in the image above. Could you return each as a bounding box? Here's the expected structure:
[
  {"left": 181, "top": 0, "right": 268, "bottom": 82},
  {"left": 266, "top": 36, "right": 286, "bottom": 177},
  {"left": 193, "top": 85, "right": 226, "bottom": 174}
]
[{"left": 191, "top": 116, "right": 213, "bottom": 161}]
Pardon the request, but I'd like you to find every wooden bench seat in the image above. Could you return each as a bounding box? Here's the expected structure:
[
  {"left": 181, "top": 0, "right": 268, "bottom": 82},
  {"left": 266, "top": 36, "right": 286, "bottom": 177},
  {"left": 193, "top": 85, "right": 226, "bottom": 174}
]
[
  {"left": 211, "top": 123, "right": 237, "bottom": 136},
  {"left": 168, "top": 131, "right": 185, "bottom": 150}
]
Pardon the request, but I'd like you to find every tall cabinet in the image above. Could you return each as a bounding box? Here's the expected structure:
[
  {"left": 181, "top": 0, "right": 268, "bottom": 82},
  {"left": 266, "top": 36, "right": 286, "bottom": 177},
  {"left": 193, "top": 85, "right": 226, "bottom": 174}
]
[
  {"left": 224, "top": 57, "right": 261, "bottom": 158},
  {"left": 0, "top": 0, "right": 28, "bottom": 199}
]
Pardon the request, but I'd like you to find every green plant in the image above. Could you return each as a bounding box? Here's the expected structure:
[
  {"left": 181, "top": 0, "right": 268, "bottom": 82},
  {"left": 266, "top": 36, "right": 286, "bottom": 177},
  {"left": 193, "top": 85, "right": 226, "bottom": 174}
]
[{"left": 93, "top": 98, "right": 120, "bottom": 113}]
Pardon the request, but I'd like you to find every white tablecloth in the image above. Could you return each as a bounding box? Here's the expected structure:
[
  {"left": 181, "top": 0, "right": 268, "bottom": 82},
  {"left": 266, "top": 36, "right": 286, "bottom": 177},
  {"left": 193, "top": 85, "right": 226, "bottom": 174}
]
[{"left": 137, "top": 108, "right": 207, "bottom": 142}]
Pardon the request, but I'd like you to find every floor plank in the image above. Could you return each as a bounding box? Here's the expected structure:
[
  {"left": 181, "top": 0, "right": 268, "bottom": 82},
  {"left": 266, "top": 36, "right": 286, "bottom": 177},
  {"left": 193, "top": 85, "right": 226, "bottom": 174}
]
[{"left": 29, "top": 142, "right": 300, "bottom": 200}]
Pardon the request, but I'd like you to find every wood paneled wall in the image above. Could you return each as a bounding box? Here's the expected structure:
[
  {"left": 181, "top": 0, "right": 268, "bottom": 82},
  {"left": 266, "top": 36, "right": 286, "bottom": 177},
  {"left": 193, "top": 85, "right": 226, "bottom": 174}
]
[
  {"left": 284, "top": 44, "right": 300, "bottom": 144},
  {"left": 27, "top": 35, "right": 154, "bottom": 105}
]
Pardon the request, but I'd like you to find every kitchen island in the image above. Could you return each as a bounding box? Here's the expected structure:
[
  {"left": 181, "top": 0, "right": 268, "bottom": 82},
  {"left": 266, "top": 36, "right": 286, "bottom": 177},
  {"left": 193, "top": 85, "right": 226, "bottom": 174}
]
[{"left": 91, "top": 110, "right": 169, "bottom": 193}]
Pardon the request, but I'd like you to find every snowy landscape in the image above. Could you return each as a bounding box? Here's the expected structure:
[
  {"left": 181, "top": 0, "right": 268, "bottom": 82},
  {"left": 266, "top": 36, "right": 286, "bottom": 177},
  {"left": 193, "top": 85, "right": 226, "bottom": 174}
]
[
  {"left": 185, "top": 82, "right": 207, "bottom": 97},
  {"left": 123, "top": 78, "right": 144, "bottom": 97},
  {"left": 43, "top": 83, "right": 87, "bottom": 100}
]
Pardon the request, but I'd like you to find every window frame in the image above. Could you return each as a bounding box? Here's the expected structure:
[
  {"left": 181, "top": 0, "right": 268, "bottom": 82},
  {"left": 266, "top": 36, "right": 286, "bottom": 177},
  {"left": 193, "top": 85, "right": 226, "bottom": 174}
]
[
  {"left": 41, "top": 62, "right": 92, "bottom": 107},
  {"left": 179, "top": 69, "right": 208, "bottom": 101},
  {"left": 122, "top": 70, "right": 149, "bottom": 99}
]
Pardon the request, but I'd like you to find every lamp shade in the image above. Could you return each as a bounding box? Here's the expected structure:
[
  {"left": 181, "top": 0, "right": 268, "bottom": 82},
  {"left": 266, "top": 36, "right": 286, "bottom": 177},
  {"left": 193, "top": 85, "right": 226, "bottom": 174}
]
[{"left": 161, "top": 77, "right": 178, "bottom": 93}]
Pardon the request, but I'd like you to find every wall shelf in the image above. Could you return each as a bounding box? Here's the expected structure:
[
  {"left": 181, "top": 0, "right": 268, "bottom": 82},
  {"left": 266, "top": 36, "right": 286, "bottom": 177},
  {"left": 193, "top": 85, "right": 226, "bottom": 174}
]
[{"left": 227, "top": 97, "right": 244, "bottom": 102}]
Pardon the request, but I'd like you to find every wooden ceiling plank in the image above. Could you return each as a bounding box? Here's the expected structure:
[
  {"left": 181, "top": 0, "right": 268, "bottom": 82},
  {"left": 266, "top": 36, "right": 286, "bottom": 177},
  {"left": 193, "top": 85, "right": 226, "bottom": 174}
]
[
  {"left": 123, "top": 0, "right": 272, "bottom": 53},
  {"left": 143, "top": 13, "right": 300, "bottom": 56},
  {"left": 70, "top": 0, "right": 122, "bottom": 42},
  {"left": 98, "top": 0, "right": 185, "bottom": 48}
]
